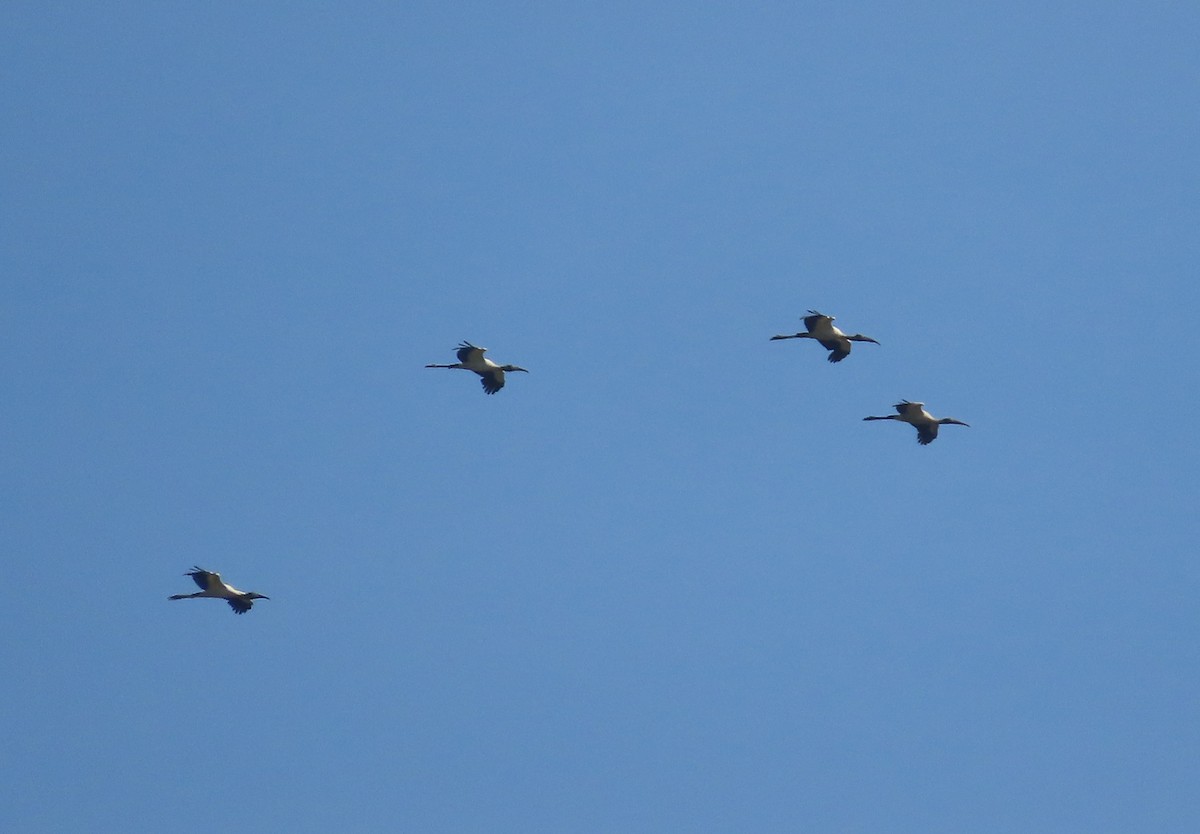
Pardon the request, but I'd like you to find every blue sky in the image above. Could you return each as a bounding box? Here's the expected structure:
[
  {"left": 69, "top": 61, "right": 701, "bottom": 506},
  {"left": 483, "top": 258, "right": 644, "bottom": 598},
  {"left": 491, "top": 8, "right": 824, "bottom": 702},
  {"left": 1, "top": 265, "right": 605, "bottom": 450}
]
[{"left": 3, "top": 2, "right": 1198, "bottom": 831}]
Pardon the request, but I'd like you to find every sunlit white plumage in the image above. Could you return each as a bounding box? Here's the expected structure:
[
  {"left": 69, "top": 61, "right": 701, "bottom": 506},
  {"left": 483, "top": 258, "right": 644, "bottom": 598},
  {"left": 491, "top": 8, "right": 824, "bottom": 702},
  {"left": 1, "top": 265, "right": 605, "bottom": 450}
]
[
  {"left": 425, "top": 341, "right": 529, "bottom": 394},
  {"left": 770, "top": 310, "right": 880, "bottom": 363},
  {"left": 863, "top": 400, "right": 970, "bottom": 445},
  {"left": 168, "top": 567, "right": 270, "bottom": 615}
]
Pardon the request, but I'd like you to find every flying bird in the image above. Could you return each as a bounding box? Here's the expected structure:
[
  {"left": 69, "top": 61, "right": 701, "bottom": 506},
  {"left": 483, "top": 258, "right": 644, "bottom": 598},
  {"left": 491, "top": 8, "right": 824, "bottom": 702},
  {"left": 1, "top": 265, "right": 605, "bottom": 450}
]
[
  {"left": 168, "top": 567, "right": 270, "bottom": 614},
  {"left": 425, "top": 341, "right": 529, "bottom": 394},
  {"left": 863, "top": 400, "right": 970, "bottom": 445},
  {"left": 770, "top": 310, "right": 880, "bottom": 362}
]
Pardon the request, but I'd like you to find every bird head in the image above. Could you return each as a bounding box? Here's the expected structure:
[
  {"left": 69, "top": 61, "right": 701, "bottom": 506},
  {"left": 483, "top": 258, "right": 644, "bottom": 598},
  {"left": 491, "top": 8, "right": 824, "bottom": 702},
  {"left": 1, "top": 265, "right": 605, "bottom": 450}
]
[
  {"left": 502, "top": 365, "right": 529, "bottom": 373},
  {"left": 246, "top": 592, "right": 271, "bottom": 600}
]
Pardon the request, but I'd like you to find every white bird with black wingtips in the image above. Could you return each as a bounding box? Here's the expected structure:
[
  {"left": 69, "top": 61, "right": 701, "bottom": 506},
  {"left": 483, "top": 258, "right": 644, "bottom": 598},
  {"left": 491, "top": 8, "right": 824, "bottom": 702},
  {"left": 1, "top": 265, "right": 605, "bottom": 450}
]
[
  {"left": 863, "top": 400, "right": 970, "bottom": 445},
  {"left": 770, "top": 310, "right": 880, "bottom": 363},
  {"left": 425, "top": 341, "right": 529, "bottom": 394},
  {"left": 168, "top": 567, "right": 270, "bottom": 615}
]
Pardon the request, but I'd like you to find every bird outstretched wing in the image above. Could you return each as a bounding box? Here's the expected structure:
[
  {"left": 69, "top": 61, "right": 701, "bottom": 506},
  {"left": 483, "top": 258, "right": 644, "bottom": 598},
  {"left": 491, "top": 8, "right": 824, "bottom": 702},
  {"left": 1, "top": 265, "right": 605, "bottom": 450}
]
[
  {"left": 818, "top": 338, "right": 850, "bottom": 362},
  {"left": 803, "top": 311, "right": 830, "bottom": 331},
  {"left": 479, "top": 370, "right": 504, "bottom": 394},
  {"left": 186, "top": 567, "right": 219, "bottom": 591},
  {"left": 456, "top": 342, "right": 484, "bottom": 364}
]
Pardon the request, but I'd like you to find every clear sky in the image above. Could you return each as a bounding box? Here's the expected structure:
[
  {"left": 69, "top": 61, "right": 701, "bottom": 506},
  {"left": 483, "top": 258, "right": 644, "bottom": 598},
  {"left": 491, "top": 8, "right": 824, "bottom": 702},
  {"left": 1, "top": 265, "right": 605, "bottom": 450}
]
[{"left": 3, "top": 2, "right": 1198, "bottom": 832}]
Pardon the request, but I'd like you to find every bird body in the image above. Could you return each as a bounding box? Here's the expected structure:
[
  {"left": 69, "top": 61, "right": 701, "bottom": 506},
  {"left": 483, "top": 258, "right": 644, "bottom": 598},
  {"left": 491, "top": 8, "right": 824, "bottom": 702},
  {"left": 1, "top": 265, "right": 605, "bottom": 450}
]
[
  {"left": 168, "top": 567, "right": 270, "bottom": 614},
  {"left": 426, "top": 341, "right": 528, "bottom": 394},
  {"left": 863, "top": 400, "right": 970, "bottom": 445},
  {"left": 770, "top": 310, "right": 879, "bottom": 362}
]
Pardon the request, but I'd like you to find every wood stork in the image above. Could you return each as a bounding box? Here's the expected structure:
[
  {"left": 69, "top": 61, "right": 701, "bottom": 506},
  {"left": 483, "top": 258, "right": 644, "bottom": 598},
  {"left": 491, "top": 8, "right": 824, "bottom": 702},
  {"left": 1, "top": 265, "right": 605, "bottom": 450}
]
[
  {"left": 770, "top": 310, "right": 880, "bottom": 363},
  {"left": 863, "top": 400, "right": 970, "bottom": 445},
  {"left": 425, "top": 341, "right": 528, "bottom": 395},
  {"left": 168, "top": 567, "right": 270, "bottom": 615}
]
